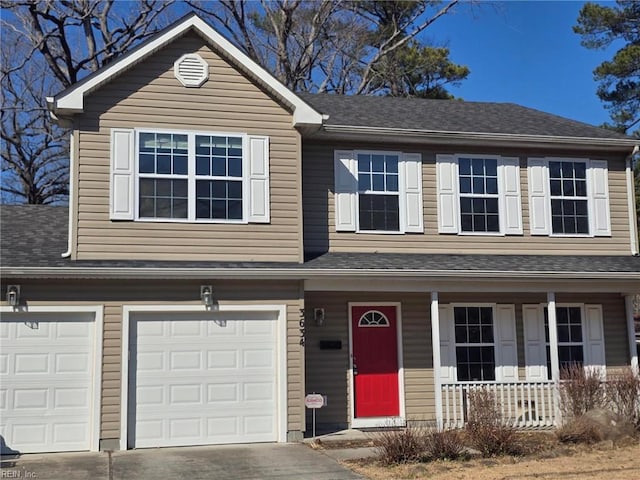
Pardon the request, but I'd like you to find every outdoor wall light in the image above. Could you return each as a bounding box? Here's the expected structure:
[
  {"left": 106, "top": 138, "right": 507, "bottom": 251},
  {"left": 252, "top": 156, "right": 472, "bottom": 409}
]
[
  {"left": 314, "top": 308, "right": 325, "bottom": 326},
  {"left": 6, "top": 285, "right": 20, "bottom": 307},
  {"left": 200, "top": 285, "right": 213, "bottom": 307}
]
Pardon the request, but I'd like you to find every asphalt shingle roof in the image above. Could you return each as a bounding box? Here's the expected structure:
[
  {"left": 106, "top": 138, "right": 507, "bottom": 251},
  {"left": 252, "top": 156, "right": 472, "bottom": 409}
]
[
  {"left": 299, "top": 93, "right": 631, "bottom": 140},
  {"left": 2, "top": 205, "right": 640, "bottom": 277}
]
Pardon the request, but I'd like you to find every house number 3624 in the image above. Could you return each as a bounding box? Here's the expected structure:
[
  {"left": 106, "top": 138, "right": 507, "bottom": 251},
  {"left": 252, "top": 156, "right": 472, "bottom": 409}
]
[{"left": 299, "top": 308, "right": 305, "bottom": 346}]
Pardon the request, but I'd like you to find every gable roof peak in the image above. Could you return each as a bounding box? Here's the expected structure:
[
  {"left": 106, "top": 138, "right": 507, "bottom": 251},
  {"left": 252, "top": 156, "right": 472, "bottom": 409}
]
[{"left": 47, "top": 13, "right": 322, "bottom": 127}]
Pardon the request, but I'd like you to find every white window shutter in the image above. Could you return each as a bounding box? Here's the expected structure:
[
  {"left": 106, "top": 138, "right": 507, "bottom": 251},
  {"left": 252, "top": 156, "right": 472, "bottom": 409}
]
[
  {"left": 110, "top": 128, "right": 135, "bottom": 220},
  {"left": 400, "top": 153, "right": 423, "bottom": 233},
  {"left": 500, "top": 157, "right": 523, "bottom": 235},
  {"left": 527, "top": 158, "right": 550, "bottom": 235},
  {"left": 334, "top": 150, "right": 357, "bottom": 231},
  {"left": 438, "top": 305, "right": 456, "bottom": 383},
  {"left": 495, "top": 305, "right": 519, "bottom": 381},
  {"left": 588, "top": 160, "right": 611, "bottom": 237},
  {"left": 522, "top": 304, "right": 548, "bottom": 381},
  {"left": 584, "top": 304, "right": 606, "bottom": 377},
  {"left": 247, "top": 135, "right": 270, "bottom": 223},
  {"left": 436, "top": 155, "right": 459, "bottom": 233}
]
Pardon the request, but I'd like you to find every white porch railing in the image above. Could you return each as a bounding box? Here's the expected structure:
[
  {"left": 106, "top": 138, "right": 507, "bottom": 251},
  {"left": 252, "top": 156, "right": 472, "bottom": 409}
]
[{"left": 441, "top": 381, "right": 558, "bottom": 429}]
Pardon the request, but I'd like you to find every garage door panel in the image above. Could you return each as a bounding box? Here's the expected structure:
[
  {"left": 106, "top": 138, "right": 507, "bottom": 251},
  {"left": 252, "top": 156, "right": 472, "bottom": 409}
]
[
  {"left": 0, "top": 312, "right": 96, "bottom": 453},
  {"left": 130, "top": 311, "right": 279, "bottom": 448}
]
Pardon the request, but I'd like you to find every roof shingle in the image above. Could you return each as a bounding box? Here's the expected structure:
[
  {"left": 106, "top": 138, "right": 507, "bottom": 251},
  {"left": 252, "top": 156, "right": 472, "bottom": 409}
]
[{"left": 299, "top": 93, "right": 632, "bottom": 140}]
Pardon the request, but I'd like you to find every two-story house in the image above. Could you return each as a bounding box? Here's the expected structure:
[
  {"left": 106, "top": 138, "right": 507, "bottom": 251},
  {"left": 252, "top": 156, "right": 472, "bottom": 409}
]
[{"left": 1, "top": 13, "right": 639, "bottom": 454}]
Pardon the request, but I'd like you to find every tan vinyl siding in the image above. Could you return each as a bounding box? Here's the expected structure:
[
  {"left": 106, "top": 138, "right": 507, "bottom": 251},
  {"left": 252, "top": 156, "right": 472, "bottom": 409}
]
[
  {"left": 75, "top": 32, "right": 301, "bottom": 262},
  {"left": 304, "top": 141, "right": 632, "bottom": 255},
  {"left": 3, "top": 279, "right": 304, "bottom": 443},
  {"left": 304, "top": 292, "right": 435, "bottom": 427}
]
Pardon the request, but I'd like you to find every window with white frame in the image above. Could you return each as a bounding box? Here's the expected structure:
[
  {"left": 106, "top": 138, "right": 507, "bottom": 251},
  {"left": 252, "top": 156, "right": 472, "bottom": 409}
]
[
  {"left": 436, "top": 154, "right": 522, "bottom": 235},
  {"left": 109, "top": 128, "right": 269, "bottom": 223},
  {"left": 357, "top": 152, "right": 400, "bottom": 231},
  {"left": 528, "top": 157, "right": 610, "bottom": 237},
  {"left": 454, "top": 306, "right": 496, "bottom": 381},
  {"left": 194, "top": 135, "right": 243, "bottom": 220},
  {"left": 333, "top": 149, "right": 423, "bottom": 234},
  {"left": 549, "top": 161, "right": 588, "bottom": 235},
  {"left": 458, "top": 157, "right": 500, "bottom": 233},
  {"left": 544, "top": 306, "right": 584, "bottom": 379}
]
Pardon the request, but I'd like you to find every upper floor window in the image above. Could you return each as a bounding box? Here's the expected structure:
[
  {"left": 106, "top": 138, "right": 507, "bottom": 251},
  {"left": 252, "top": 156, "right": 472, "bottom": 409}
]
[
  {"left": 108, "top": 128, "right": 269, "bottom": 224},
  {"left": 436, "top": 154, "right": 522, "bottom": 235},
  {"left": 334, "top": 149, "right": 423, "bottom": 234},
  {"left": 528, "top": 157, "right": 610, "bottom": 237},
  {"left": 549, "top": 161, "right": 588, "bottom": 235},
  {"left": 357, "top": 153, "right": 400, "bottom": 232},
  {"left": 458, "top": 157, "right": 500, "bottom": 233}
]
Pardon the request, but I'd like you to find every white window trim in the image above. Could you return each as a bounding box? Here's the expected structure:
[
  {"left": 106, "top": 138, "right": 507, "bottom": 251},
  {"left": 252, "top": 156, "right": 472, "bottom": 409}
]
[
  {"left": 450, "top": 303, "right": 498, "bottom": 383},
  {"left": 358, "top": 309, "right": 391, "bottom": 327},
  {"left": 547, "top": 158, "right": 591, "bottom": 237},
  {"left": 133, "top": 128, "right": 250, "bottom": 224},
  {"left": 544, "top": 303, "right": 587, "bottom": 378},
  {"left": 532, "top": 157, "right": 606, "bottom": 238},
  {"left": 449, "top": 154, "right": 518, "bottom": 237},
  {"left": 355, "top": 149, "right": 404, "bottom": 234}
]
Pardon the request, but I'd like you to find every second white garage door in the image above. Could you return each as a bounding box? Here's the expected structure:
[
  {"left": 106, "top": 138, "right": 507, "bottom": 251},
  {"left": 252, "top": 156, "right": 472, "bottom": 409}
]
[{"left": 129, "top": 310, "right": 280, "bottom": 448}]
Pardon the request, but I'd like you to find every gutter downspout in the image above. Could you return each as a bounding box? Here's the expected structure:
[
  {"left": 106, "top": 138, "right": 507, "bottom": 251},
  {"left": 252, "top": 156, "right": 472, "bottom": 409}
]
[
  {"left": 626, "top": 145, "right": 639, "bottom": 256},
  {"left": 61, "top": 130, "right": 74, "bottom": 258}
]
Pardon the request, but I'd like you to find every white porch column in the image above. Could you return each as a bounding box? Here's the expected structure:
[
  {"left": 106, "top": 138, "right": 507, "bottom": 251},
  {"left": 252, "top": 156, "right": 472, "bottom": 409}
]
[
  {"left": 547, "top": 292, "right": 560, "bottom": 382},
  {"left": 625, "top": 295, "right": 639, "bottom": 373},
  {"left": 430, "top": 291, "right": 443, "bottom": 429}
]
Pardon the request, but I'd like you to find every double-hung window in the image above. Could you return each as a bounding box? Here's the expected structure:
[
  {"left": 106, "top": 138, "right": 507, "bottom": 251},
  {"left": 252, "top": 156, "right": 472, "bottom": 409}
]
[
  {"left": 549, "top": 161, "right": 588, "bottom": 235},
  {"left": 334, "top": 149, "right": 423, "bottom": 233},
  {"left": 458, "top": 157, "right": 500, "bottom": 233},
  {"left": 528, "top": 157, "right": 610, "bottom": 237},
  {"left": 522, "top": 303, "right": 606, "bottom": 382},
  {"left": 194, "top": 135, "right": 243, "bottom": 220},
  {"left": 108, "top": 128, "right": 270, "bottom": 223},
  {"left": 544, "top": 306, "right": 584, "bottom": 379},
  {"left": 436, "top": 154, "right": 522, "bottom": 235},
  {"left": 357, "top": 152, "right": 400, "bottom": 232},
  {"left": 454, "top": 306, "right": 496, "bottom": 381}
]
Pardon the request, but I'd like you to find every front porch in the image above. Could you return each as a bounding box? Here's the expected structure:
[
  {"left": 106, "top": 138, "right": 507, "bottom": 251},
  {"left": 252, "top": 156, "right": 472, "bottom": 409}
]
[
  {"left": 303, "top": 287, "right": 638, "bottom": 433},
  {"left": 441, "top": 381, "right": 557, "bottom": 429}
]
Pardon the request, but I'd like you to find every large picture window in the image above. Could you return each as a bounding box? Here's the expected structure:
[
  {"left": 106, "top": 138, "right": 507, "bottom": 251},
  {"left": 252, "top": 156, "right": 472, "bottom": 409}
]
[
  {"left": 137, "top": 131, "right": 245, "bottom": 222},
  {"left": 549, "top": 161, "right": 588, "bottom": 235},
  {"left": 357, "top": 152, "right": 400, "bottom": 231},
  {"left": 454, "top": 306, "right": 496, "bottom": 381}
]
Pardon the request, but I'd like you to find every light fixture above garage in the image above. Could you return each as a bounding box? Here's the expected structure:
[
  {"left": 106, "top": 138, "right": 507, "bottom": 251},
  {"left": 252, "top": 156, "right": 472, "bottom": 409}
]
[
  {"left": 6, "top": 285, "right": 20, "bottom": 307},
  {"left": 200, "top": 285, "right": 213, "bottom": 307}
]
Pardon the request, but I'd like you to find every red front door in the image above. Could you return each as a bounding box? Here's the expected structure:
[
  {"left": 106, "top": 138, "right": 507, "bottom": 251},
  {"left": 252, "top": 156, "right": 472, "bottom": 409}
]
[{"left": 351, "top": 305, "right": 399, "bottom": 418}]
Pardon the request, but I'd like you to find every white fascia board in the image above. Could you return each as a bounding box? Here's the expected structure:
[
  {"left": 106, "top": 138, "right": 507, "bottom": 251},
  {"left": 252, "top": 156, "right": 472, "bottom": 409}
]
[
  {"left": 319, "top": 125, "right": 639, "bottom": 150},
  {"left": 51, "top": 16, "right": 322, "bottom": 127},
  {"left": 2, "top": 266, "right": 639, "bottom": 282}
]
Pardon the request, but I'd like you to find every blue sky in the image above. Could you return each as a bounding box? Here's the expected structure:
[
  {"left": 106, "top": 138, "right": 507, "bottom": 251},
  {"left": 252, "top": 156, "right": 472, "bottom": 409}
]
[{"left": 426, "top": 1, "right": 619, "bottom": 127}]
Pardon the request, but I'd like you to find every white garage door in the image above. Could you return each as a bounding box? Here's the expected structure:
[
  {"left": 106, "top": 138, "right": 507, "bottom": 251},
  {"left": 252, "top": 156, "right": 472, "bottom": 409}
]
[
  {"left": 130, "top": 311, "right": 279, "bottom": 448},
  {"left": 0, "top": 312, "right": 97, "bottom": 453}
]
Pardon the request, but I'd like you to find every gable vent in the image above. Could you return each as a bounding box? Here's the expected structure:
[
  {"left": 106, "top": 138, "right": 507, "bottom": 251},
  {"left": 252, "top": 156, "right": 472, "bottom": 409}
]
[{"left": 174, "top": 53, "right": 209, "bottom": 87}]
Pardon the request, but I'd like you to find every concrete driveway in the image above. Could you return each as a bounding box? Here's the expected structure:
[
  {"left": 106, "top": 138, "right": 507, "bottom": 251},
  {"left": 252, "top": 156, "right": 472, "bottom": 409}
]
[{"left": 0, "top": 443, "right": 363, "bottom": 480}]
